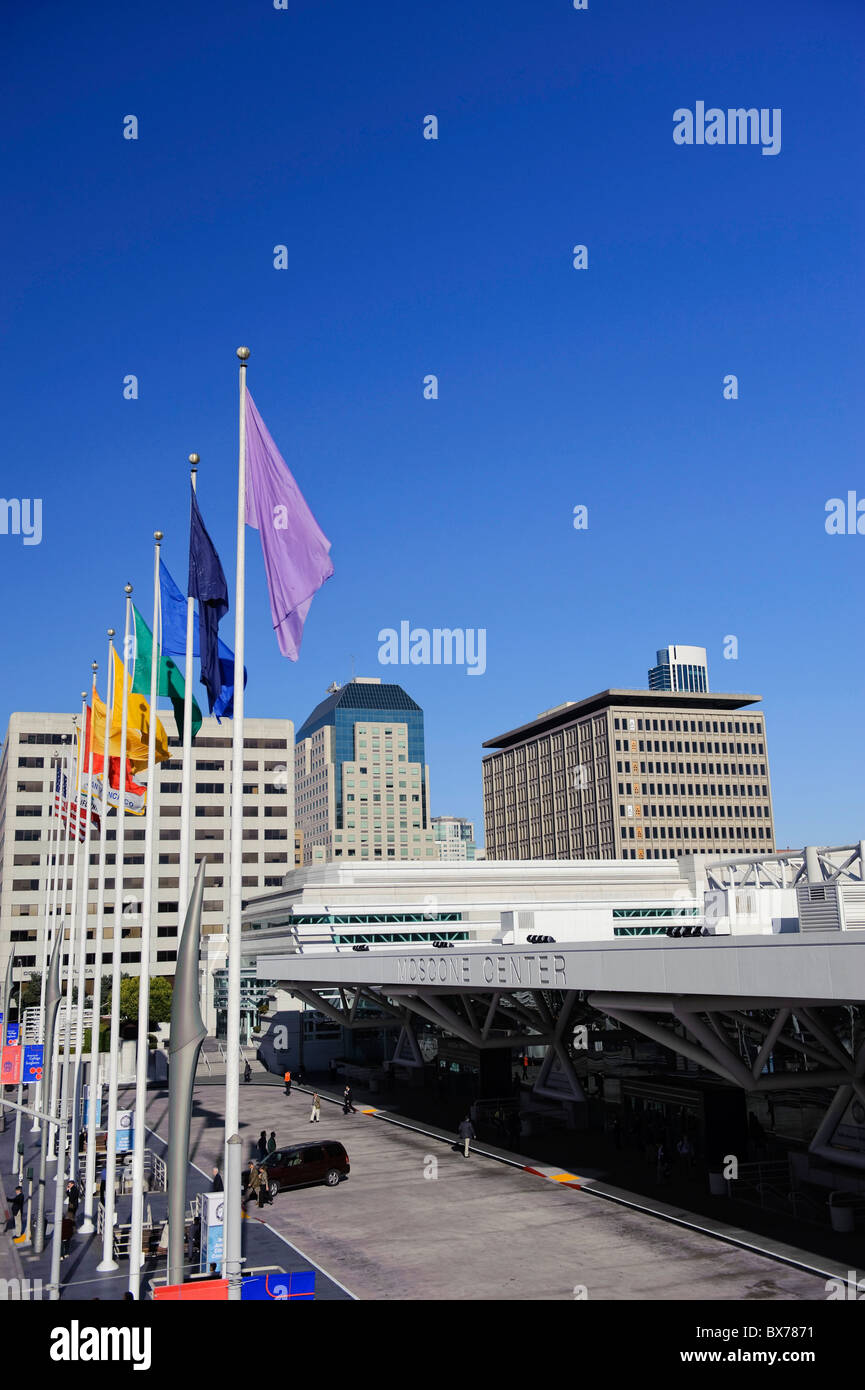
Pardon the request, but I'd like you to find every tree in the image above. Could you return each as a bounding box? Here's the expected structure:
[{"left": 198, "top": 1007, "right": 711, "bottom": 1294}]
[
  {"left": 19, "top": 972, "right": 43, "bottom": 1011},
  {"left": 110, "top": 975, "right": 173, "bottom": 1027}
]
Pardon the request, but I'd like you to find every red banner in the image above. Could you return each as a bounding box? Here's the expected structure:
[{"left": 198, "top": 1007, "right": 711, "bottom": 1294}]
[
  {"left": 1, "top": 1046, "right": 22, "bottom": 1085},
  {"left": 153, "top": 1278, "right": 228, "bottom": 1301}
]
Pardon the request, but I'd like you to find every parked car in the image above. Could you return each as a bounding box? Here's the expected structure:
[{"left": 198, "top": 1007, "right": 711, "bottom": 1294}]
[{"left": 261, "top": 1140, "right": 349, "bottom": 1196}]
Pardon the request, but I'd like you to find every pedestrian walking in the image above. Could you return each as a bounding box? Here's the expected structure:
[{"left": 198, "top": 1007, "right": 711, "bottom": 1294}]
[
  {"left": 242, "top": 1160, "right": 258, "bottom": 1208},
  {"left": 656, "top": 1142, "right": 671, "bottom": 1184},
  {"left": 10, "top": 1185, "right": 24, "bottom": 1237},
  {"left": 676, "top": 1135, "right": 694, "bottom": 1171},
  {"left": 343, "top": 1085, "right": 356, "bottom": 1115},
  {"left": 309, "top": 1092, "right": 321, "bottom": 1123},
  {"left": 267, "top": 1131, "right": 276, "bottom": 1154},
  {"left": 211, "top": 1166, "right": 223, "bottom": 1192},
  {"left": 257, "top": 1166, "right": 268, "bottom": 1209},
  {"left": 60, "top": 1214, "right": 74, "bottom": 1259},
  {"left": 458, "top": 1115, "right": 476, "bottom": 1158},
  {"left": 256, "top": 1130, "right": 268, "bottom": 1161},
  {"left": 244, "top": 1061, "right": 252, "bottom": 1084},
  {"left": 66, "top": 1179, "right": 80, "bottom": 1217},
  {"left": 284, "top": 1069, "right": 292, "bottom": 1095}
]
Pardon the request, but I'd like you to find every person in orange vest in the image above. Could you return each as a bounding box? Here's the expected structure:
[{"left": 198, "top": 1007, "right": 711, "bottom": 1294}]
[{"left": 284, "top": 1069, "right": 292, "bottom": 1095}]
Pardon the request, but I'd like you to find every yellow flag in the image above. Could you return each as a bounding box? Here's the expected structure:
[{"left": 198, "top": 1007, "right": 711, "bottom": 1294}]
[{"left": 90, "top": 649, "right": 171, "bottom": 771}]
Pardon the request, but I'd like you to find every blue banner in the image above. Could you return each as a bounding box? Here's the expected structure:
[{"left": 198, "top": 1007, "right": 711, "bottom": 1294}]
[
  {"left": 5, "top": 1023, "right": 19, "bottom": 1045},
  {"left": 241, "top": 1271, "right": 315, "bottom": 1301},
  {"left": 22, "top": 1044, "right": 43, "bottom": 1080}
]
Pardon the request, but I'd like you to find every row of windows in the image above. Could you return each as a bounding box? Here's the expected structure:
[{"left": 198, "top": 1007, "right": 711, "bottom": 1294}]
[
  {"left": 617, "top": 783, "right": 769, "bottom": 801},
  {"left": 616, "top": 761, "right": 767, "bottom": 781},
  {"left": 615, "top": 739, "right": 764, "bottom": 756},
  {"left": 613, "top": 716, "right": 762, "bottom": 735},
  {"left": 620, "top": 824, "right": 770, "bottom": 841}
]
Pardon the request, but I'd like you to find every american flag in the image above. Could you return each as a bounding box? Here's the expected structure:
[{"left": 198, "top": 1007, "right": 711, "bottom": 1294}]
[{"left": 53, "top": 764, "right": 100, "bottom": 842}]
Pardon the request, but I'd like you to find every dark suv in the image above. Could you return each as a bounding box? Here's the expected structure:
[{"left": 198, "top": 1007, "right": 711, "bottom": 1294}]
[{"left": 261, "top": 1141, "right": 350, "bottom": 1196}]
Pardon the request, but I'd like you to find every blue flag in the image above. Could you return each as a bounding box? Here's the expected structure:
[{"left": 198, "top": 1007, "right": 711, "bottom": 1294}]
[
  {"left": 188, "top": 488, "right": 229, "bottom": 713},
  {"left": 160, "top": 560, "right": 246, "bottom": 721}
]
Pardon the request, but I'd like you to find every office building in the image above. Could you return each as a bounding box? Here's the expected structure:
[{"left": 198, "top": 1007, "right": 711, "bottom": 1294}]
[
  {"left": 432, "top": 815, "right": 477, "bottom": 861},
  {"left": 482, "top": 688, "right": 775, "bottom": 861},
  {"left": 649, "top": 644, "right": 709, "bottom": 694},
  {"left": 294, "top": 677, "right": 436, "bottom": 864},
  {"left": 0, "top": 709, "right": 295, "bottom": 993}
]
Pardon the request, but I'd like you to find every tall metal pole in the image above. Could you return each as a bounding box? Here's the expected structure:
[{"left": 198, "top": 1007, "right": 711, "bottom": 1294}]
[
  {"left": 81, "top": 630, "right": 115, "bottom": 1234},
  {"left": 49, "top": 742, "right": 75, "bottom": 1137},
  {"left": 32, "top": 929, "right": 64, "bottom": 1254},
  {"left": 31, "top": 752, "right": 63, "bottom": 1133},
  {"left": 70, "top": 664, "right": 99, "bottom": 1180},
  {"left": 224, "top": 346, "right": 250, "bottom": 1300},
  {"left": 0, "top": 952, "right": 13, "bottom": 1136},
  {"left": 178, "top": 454, "right": 199, "bottom": 934},
  {"left": 128, "top": 534, "right": 163, "bottom": 1296},
  {"left": 98, "top": 587, "right": 133, "bottom": 1272},
  {"left": 166, "top": 859, "right": 208, "bottom": 1288},
  {"left": 58, "top": 695, "right": 87, "bottom": 1189},
  {"left": 10, "top": 956, "right": 24, "bottom": 1171}
]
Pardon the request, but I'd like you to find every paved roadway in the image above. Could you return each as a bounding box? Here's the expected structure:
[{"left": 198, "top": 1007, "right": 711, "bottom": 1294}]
[{"left": 147, "top": 1081, "right": 832, "bottom": 1302}]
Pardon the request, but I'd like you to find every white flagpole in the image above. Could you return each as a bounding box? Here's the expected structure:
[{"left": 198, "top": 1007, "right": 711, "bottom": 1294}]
[
  {"left": 98, "top": 587, "right": 133, "bottom": 1272},
  {"left": 54, "top": 694, "right": 86, "bottom": 1234},
  {"left": 80, "top": 631, "right": 115, "bottom": 1233},
  {"left": 178, "top": 454, "right": 199, "bottom": 938},
  {"left": 224, "top": 346, "right": 249, "bottom": 1300},
  {"left": 69, "top": 662, "right": 99, "bottom": 1181},
  {"left": 33, "top": 737, "right": 74, "bottom": 1255},
  {"left": 128, "top": 533, "right": 163, "bottom": 1296},
  {"left": 31, "top": 752, "right": 62, "bottom": 1132},
  {"left": 48, "top": 742, "right": 75, "bottom": 1136}
]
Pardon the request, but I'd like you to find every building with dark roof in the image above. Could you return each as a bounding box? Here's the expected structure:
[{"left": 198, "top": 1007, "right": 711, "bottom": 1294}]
[
  {"left": 295, "top": 677, "right": 435, "bottom": 864},
  {"left": 482, "top": 688, "right": 775, "bottom": 862}
]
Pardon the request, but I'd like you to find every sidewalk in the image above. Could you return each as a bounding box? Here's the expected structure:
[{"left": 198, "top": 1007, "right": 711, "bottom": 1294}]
[{"left": 0, "top": 1089, "right": 352, "bottom": 1301}]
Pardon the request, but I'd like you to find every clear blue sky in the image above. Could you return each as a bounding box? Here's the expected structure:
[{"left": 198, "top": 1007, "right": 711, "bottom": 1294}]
[{"left": 1, "top": 0, "right": 863, "bottom": 849}]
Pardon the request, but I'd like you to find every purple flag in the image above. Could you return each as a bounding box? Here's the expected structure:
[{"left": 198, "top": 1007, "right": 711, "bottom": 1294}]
[{"left": 244, "top": 389, "right": 334, "bottom": 659}]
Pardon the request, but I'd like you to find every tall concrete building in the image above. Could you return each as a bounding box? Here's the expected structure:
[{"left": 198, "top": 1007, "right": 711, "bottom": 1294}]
[
  {"left": 649, "top": 644, "right": 709, "bottom": 693},
  {"left": 482, "top": 688, "right": 775, "bottom": 861},
  {"left": 0, "top": 709, "right": 295, "bottom": 995},
  {"left": 294, "top": 677, "right": 436, "bottom": 864},
  {"left": 432, "top": 815, "right": 477, "bottom": 861}
]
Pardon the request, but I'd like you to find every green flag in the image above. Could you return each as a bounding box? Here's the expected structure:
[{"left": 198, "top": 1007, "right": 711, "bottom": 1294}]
[{"left": 132, "top": 606, "right": 203, "bottom": 744}]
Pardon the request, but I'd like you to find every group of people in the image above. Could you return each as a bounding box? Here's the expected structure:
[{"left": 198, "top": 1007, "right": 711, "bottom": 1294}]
[{"left": 243, "top": 1157, "right": 273, "bottom": 1210}]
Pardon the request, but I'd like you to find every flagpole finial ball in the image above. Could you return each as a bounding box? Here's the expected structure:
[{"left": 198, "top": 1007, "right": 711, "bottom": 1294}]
[
  {"left": 92, "top": 662, "right": 98, "bottom": 673},
  {"left": 188, "top": 454, "right": 199, "bottom": 466},
  {"left": 124, "top": 584, "right": 133, "bottom": 595},
  {"left": 236, "top": 346, "right": 250, "bottom": 361},
  {"left": 108, "top": 628, "right": 115, "bottom": 638},
  {"left": 154, "top": 530, "right": 163, "bottom": 542}
]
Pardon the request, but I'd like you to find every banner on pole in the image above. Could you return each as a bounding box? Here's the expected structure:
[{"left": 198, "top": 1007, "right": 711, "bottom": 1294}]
[
  {"left": 116, "top": 1109, "right": 134, "bottom": 1152},
  {"left": 1, "top": 1046, "right": 22, "bottom": 1085},
  {"left": 22, "top": 1044, "right": 44, "bottom": 1081},
  {"left": 153, "top": 1278, "right": 228, "bottom": 1301},
  {"left": 200, "top": 1191, "right": 224, "bottom": 1272},
  {"left": 5, "top": 1023, "right": 20, "bottom": 1045},
  {"left": 241, "top": 1271, "right": 315, "bottom": 1300}
]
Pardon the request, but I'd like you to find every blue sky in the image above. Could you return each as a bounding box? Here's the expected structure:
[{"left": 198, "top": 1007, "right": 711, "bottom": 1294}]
[{"left": 1, "top": 0, "right": 862, "bottom": 849}]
